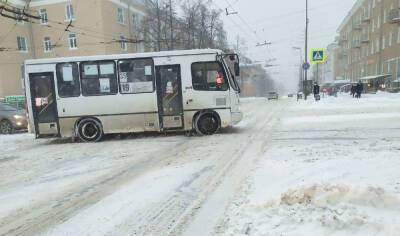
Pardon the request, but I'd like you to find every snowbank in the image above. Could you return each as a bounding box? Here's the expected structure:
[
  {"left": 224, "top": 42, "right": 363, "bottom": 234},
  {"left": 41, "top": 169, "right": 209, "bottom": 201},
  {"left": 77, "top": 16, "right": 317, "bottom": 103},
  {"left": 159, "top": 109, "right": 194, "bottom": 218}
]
[{"left": 219, "top": 92, "right": 400, "bottom": 236}]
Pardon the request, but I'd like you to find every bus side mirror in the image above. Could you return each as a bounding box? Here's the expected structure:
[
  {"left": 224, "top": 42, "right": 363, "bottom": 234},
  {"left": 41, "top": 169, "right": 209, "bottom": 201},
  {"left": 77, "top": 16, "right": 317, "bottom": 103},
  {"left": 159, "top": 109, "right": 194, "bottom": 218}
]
[{"left": 234, "top": 62, "right": 240, "bottom": 77}]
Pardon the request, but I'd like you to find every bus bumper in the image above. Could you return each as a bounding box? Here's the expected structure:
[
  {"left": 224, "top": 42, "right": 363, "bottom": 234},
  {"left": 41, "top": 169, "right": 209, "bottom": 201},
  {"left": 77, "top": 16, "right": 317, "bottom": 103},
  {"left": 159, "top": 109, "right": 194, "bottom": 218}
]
[{"left": 231, "top": 111, "right": 243, "bottom": 125}]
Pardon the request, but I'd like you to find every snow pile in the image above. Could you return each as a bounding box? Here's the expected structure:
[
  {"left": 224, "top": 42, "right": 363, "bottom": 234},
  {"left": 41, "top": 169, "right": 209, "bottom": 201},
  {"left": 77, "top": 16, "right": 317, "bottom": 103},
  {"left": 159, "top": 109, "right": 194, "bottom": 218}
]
[
  {"left": 222, "top": 184, "right": 400, "bottom": 236},
  {"left": 218, "top": 93, "right": 400, "bottom": 236}
]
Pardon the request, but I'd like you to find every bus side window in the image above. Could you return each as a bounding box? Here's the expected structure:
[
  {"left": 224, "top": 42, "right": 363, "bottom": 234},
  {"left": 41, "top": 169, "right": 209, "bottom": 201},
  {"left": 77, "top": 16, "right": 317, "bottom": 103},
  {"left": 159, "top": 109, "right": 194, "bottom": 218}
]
[
  {"left": 118, "top": 58, "right": 154, "bottom": 94},
  {"left": 191, "top": 62, "right": 228, "bottom": 91},
  {"left": 80, "top": 61, "right": 118, "bottom": 96},
  {"left": 56, "top": 62, "right": 80, "bottom": 97}
]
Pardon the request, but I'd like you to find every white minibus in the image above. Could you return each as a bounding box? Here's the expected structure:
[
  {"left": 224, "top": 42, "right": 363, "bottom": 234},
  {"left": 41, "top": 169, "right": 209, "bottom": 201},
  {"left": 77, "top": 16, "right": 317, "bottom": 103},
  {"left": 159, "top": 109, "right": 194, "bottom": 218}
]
[{"left": 24, "top": 49, "right": 242, "bottom": 142}]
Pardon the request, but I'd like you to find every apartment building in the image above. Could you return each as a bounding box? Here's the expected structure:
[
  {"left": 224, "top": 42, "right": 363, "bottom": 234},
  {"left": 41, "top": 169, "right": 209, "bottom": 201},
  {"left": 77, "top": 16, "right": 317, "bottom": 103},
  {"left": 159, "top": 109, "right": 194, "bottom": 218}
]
[
  {"left": 312, "top": 43, "right": 338, "bottom": 85},
  {"left": 0, "top": 0, "right": 146, "bottom": 97},
  {"left": 335, "top": 0, "right": 400, "bottom": 87}
]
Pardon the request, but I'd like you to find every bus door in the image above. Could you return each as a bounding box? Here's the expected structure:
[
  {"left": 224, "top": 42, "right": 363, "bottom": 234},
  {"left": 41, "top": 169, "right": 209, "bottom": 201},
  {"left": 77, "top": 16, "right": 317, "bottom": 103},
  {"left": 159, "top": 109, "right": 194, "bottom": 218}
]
[
  {"left": 29, "top": 72, "right": 59, "bottom": 137},
  {"left": 155, "top": 65, "right": 184, "bottom": 130}
]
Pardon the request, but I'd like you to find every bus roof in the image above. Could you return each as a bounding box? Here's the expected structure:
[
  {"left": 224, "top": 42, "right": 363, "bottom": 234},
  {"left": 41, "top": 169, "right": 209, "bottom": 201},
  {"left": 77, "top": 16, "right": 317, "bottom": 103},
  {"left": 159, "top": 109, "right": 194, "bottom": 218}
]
[{"left": 25, "top": 49, "right": 223, "bottom": 65}]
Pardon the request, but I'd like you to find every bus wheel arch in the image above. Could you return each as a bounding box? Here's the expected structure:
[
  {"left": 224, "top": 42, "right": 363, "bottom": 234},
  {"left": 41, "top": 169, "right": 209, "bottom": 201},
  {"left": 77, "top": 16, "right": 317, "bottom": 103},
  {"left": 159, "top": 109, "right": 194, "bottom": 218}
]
[
  {"left": 75, "top": 117, "right": 104, "bottom": 142},
  {"left": 193, "top": 110, "right": 221, "bottom": 136}
]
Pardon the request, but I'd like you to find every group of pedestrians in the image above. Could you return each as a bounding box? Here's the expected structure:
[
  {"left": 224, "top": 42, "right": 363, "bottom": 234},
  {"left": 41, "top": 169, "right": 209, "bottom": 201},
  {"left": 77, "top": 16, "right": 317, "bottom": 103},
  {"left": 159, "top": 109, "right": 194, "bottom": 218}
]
[
  {"left": 310, "top": 80, "right": 364, "bottom": 102},
  {"left": 351, "top": 81, "right": 364, "bottom": 98}
]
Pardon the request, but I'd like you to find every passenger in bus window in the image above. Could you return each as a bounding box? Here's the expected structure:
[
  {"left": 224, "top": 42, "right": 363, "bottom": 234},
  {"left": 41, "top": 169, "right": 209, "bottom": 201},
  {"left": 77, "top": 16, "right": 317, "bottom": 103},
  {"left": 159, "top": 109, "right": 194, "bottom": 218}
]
[{"left": 216, "top": 71, "right": 224, "bottom": 89}]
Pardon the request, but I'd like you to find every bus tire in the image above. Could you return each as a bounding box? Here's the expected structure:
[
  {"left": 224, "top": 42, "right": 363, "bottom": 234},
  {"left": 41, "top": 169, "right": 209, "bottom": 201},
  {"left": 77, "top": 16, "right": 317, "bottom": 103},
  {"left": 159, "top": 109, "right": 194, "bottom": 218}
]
[
  {"left": 194, "top": 112, "right": 220, "bottom": 136},
  {"left": 76, "top": 118, "right": 104, "bottom": 142}
]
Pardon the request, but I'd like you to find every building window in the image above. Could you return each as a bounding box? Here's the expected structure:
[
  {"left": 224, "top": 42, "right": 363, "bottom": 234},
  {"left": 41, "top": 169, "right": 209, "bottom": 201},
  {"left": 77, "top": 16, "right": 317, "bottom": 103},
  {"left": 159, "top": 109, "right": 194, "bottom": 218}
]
[
  {"left": 39, "top": 9, "right": 48, "bottom": 24},
  {"left": 372, "top": 19, "right": 375, "bottom": 32},
  {"left": 17, "top": 36, "right": 27, "bottom": 52},
  {"left": 117, "top": 8, "right": 124, "bottom": 24},
  {"left": 382, "top": 36, "right": 386, "bottom": 49},
  {"left": 43, "top": 37, "right": 52, "bottom": 52},
  {"left": 68, "top": 33, "right": 77, "bottom": 49},
  {"left": 397, "top": 59, "right": 400, "bottom": 79},
  {"left": 65, "top": 3, "right": 75, "bottom": 21},
  {"left": 56, "top": 63, "right": 81, "bottom": 97},
  {"left": 377, "top": 16, "right": 380, "bottom": 29},
  {"left": 120, "top": 35, "right": 127, "bottom": 51},
  {"left": 384, "top": 10, "right": 387, "bottom": 23},
  {"left": 398, "top": 27, "right": 400, "bottom": 43},
  {"left": 132, "top": 14, "right": 138, "bottom": 29},
  {"left": 191, "top": 62, "right": 229, "bottom": 91},
  {"left": 80, "top": 61, "right": 118, "bottom": 96},
  {"left": 15, "top": 8, "right": 24, "bottom": 24},
  {"left": 118, "top": 58, "right": 154, "bottom": 94}
]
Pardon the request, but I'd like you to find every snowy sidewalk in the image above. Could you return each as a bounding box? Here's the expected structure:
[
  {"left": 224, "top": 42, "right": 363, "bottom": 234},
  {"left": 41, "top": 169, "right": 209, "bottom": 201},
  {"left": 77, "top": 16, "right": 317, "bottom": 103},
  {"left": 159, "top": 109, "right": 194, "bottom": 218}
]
[{"left": 218, "top": 93, "right": 400, "bottom": 236}]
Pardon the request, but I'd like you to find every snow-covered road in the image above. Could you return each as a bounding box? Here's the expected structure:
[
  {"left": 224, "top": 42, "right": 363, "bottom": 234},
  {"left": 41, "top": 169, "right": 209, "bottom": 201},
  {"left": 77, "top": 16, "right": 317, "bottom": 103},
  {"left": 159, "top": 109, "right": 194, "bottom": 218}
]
[
  {"left": 1, "top": 93, "right": 400, "bottom": 236},
  {"left": 0, "top": 98, "right": 286, "bottom": 236}
]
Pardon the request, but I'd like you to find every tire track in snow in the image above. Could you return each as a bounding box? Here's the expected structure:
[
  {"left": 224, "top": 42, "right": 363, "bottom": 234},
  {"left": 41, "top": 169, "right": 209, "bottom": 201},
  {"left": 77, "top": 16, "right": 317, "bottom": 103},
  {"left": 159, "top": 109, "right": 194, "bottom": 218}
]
[
  {"left": 0, "top": 138, "right": 196, "bottom": 236},
  {"left": 176, "top": 104, "right": 287, "bottom": 236},
  {"left": 116, "top": 100, "right": 287, "bottom": 236}
]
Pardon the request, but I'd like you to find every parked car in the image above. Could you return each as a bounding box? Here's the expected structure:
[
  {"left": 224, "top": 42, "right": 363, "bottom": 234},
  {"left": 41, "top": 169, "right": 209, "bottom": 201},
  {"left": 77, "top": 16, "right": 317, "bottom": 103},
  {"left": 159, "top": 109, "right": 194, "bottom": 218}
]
[
  {"left": 0, "top": 102, "right": 28, "bottom": 134},
  {"left": 267, "top": 92, "right": 279, "bottom": 100},
  {"left": 288, "top": 93, "right": 294, "bottom": 98}
]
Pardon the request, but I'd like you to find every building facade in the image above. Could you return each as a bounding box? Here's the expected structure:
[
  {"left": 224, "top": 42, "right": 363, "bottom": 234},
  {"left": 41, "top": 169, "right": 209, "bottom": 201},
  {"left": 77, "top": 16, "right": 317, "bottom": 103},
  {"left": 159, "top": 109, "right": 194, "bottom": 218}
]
[
  {"left": 0, "top": 0, "right": 146, "bottom": 97},
  {"left": 312, "top": 43, "right": 338, "bottom": 85},
  {"left": 335, "top": 0, "right": 400, "bottom": 85}
]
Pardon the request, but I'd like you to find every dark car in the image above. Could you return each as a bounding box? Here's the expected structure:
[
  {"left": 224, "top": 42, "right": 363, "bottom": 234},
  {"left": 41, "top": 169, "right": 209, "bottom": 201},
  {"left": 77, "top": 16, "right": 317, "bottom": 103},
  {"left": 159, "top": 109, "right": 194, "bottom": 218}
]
[
  {"left": 267, "top": 92, "right": 279, "bottom": 100},
  {"left": 0, "top": 102, "right": 28, "bottom": 134}
]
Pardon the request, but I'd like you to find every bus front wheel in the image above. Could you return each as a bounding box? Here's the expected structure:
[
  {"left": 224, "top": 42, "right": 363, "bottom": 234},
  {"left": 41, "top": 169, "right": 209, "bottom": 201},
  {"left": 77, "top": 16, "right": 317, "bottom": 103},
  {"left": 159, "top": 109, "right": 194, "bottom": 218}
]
[
  {"left": 76, "top": 118, "right": 104, "bottom": 142},
  {"left": 194, "top": 112, "right": 220, "bottom": 136}
]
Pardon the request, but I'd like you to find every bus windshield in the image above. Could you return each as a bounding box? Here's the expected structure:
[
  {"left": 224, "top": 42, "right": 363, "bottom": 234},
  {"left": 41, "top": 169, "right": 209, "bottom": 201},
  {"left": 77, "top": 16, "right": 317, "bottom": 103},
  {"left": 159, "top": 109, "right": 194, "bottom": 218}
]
[{"left": 221, "top": 56, "right": 240, "bottom": 92}]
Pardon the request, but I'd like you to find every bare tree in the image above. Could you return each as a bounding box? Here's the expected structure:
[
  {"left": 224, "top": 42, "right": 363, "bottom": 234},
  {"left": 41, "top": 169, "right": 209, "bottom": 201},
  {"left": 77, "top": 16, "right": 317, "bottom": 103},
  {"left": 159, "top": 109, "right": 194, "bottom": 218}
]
[{"left": 142, "top": 0, "right": 228, "bottom": 51}]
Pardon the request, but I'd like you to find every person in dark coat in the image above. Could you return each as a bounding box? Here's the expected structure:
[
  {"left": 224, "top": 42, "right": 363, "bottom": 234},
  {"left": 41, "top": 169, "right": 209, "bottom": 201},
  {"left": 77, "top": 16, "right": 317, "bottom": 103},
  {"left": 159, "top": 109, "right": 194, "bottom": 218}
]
[
  {"left": 351, "top": 85, "right": 356, "bottom": 98},
  {"left": 313, "top": 82, "right": 320, "bottom": 101},
  {"left": 356, "top": 81, "right": 363, "bottom": 98}
]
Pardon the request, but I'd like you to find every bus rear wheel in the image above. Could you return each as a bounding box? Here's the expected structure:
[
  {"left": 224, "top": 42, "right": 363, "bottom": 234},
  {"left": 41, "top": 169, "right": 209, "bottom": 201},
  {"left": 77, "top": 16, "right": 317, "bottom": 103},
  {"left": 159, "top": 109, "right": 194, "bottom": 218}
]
[
  {"left": 194, "top": 112, "right": 220, "bottom": 136},
  {"left": 76, "top": 118, "right": 104, "bottom": 142}
]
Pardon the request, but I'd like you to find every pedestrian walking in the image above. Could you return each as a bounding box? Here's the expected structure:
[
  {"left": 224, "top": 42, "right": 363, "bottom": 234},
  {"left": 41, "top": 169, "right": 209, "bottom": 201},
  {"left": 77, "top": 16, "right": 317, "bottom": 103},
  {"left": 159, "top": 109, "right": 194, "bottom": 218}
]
[
  {"left": 356, "top": 81, "right": 363, "bottom": 98},
  {"left": 313, "top": 82, "right": 320, "bottom": 101},
  {"left": 351, "top": 85, "right": 356, "bottom": 98}
]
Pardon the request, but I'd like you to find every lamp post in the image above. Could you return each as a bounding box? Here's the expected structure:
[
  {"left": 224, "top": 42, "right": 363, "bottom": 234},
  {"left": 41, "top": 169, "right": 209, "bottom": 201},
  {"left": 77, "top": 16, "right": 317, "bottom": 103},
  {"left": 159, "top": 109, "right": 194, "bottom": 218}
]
[{"left": 304, "top": 0, "right": 309, "bottom": 100}]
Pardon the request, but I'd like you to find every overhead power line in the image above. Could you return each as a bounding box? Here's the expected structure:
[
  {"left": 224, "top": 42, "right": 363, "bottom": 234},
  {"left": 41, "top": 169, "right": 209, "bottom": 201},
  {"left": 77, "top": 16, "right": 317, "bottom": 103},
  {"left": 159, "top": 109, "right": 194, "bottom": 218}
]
[{"left": 0, "top": 1, "right": 145, "bottom": 47}]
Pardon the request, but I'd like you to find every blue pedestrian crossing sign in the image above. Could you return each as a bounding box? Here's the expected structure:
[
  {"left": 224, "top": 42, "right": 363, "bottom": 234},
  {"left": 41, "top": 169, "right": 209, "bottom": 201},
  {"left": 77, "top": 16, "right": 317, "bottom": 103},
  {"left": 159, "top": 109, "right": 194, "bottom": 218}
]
[{"left": 310, "top": 49, "right": 326, "bottom": 64}]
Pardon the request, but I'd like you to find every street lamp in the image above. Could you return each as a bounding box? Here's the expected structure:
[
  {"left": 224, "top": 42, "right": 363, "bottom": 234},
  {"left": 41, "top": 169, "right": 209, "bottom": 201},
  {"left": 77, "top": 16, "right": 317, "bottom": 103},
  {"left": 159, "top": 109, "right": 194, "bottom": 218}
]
[{"left": 304, "top": 0, "right": 309, "bottom": 100}]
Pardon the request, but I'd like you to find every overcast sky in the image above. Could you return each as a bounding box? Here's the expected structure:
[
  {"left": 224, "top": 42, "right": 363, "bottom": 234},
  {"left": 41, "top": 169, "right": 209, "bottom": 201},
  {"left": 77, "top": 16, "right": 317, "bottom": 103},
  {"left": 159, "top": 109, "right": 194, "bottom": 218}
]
[{"left": 212, "top": 0, "right": 357, "bottom": 93}]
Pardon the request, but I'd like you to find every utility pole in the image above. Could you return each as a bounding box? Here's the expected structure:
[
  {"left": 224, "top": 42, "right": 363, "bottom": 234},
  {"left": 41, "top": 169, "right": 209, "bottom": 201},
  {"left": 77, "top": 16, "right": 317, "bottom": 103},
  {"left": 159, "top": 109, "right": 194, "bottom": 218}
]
[
  {"left": 25, "top": 0, "right": 36, "bottom": 59},
  {"left": 169, "top": 0, "right": 173, "bottom": 50},
  {"left": 378, "top": 0, "right": 385, "bottom": 75},
  {"left": 304, "top": 0, "right": 309, "bottom": 100},
  {"left": 156, "top": 0, "right": 161, "bottom": 51}
]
